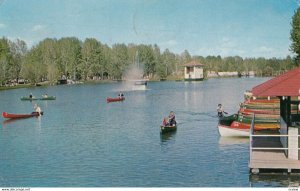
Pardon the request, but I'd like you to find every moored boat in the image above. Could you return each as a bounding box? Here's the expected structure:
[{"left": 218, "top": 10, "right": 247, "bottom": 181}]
[
  {"left": 2, "top": 111, "right": 42, "bottom": 119},
  {"left": 160, "top": 125, "right": 177, "bottom": 133},
  {"left": 218, "top": 124, "right": 249, "bottom": 137},
  {"left": 106, "top": 97, "right": 125, "bottom": 103}
]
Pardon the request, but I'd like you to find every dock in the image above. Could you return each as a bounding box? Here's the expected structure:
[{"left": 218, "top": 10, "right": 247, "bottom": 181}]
[{"left": 249, "top": 133, "right": 300, "bottom": 174}]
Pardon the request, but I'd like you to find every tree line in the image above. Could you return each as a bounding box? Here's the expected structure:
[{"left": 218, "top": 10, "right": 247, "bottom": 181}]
[{"left": 0, "top": 36, "right": 296, "bottom": 86}]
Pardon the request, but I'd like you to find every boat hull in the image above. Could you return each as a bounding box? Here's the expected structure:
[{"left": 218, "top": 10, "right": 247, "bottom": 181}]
[
  {"left": 20, "top": 96, "right": 56, "bottom": 101},
  {"left": 106, "top": 97, "right": 125, "bottom": 103},
  {"left": 218, "top": 124, "right": 249, "bottom": 137},
  {"left": 2, "top": 112, "right": 42, "bottom": 119},
  {"left": 160, "top": 125, "right": 177, "bottom": 133}
]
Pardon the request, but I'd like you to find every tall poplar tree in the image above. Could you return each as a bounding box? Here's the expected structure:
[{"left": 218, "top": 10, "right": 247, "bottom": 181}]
[{"left": 290, "top": 7, "right": 300, "bottom": 65}]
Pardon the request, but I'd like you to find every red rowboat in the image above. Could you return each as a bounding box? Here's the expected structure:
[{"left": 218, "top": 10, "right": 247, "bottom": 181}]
[
  {"left": 106, "top": 97, "right": 125, "bottom": 103},
  {"left": 2, "top": 112, "right": 42, "bottom": 119}
]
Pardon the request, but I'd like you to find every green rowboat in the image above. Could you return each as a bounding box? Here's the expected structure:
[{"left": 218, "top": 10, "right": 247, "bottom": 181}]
[{"left": 160, "top": 125, "right": 177, "bottom": 133}]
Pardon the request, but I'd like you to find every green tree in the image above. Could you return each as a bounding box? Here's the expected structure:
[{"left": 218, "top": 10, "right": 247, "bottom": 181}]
[{"left": 290, "top": 7, "right": 300, "bottom": 66}]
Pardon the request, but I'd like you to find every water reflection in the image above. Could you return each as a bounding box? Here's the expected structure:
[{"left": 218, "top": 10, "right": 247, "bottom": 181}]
[
  {"left": 250, "top": 174, "right": 300, "bottom": 187},
  {"left": 160, "top": 131, "right": 177, "bottom": 142},
  {"left": 218, "top": 137, "right": 249, "bottom": 149}
]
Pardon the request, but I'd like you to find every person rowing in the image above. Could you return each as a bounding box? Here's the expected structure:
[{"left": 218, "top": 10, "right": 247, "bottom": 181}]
[{"left": 217, "top": 104, "right": 228, "bottom": 117}]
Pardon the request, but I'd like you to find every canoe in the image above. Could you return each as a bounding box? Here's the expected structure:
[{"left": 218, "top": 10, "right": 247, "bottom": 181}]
[
  {"left": 20, "top": 97, "right": 39, "bottom": 101},
  {"left": 39, "top": 96, "right": 56, "bottom": 100},
  {"left": 244, "top": 99, "right": 280, "bottom": 104},
  {"left": 106, "top": 97, "right": 125, "bottom": 103},
  {"left": 230, "top": 121, "right": 280, "bottom": 130},
  {"left": 20, "top": 96, "right": 56, "bottom": 101},
  {"left": 218, "top": 124, "right": 249, "bottom": 137},
  {"left": 237, "top": 115, "right": 280, "bottom": 124},
  {"left": 2, "top": 111, "right": 43, "bottom": 119},
  {"left": 239, "top": 108, "right": 280, "bottom": 115},
  {"left": 218, "top": 114, "right": 238, "bottom": 126},
  {"left": 240, "top": 112, "right": 280, "bottom": 119},
  {"left": 160, "top": 125, "right": 177, "bottom": 133}
]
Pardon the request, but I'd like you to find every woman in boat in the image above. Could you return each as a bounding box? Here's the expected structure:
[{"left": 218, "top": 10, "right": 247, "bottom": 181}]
[
  {"left": 168, "top": 111, "right": 176, "bottom": 126},
  {"left": 34, "top": 104, "right": 42, "bottom": 116}
]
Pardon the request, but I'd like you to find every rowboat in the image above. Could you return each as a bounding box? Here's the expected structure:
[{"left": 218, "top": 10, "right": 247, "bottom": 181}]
[
  {"left": 20, "top": 96, "right": 56, "bottom": 101},
  {"left": 218, "top": 124, "right": 249, "bottom": 137},
  {"left": 106, "top": 97, "right": 125, "bottom": 103},
  {"left": 20, "top": 97, "right": 39, "bottom": 101},
  {"left": 39, "top": 96, "right": 56, "bottom": 100},
  {"left": 230, "top": 121, "right": 280, "bottom": 130},
  {"left": 160, "top": 125, "right": 177, "bottom": 133},
  {"left": 239, "top": 108, "right": 280, "bottom": 115},
  {"left": 2, "top": 111, "right": 43, "bottom": 119}
]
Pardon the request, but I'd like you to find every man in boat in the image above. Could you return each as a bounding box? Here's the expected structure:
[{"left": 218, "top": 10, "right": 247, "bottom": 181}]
[
  {"left": 217, "top": 104, "right": 226, "bottom": 117},
  {"left": 29, "top": 93, "right": 33, "bottom": 99},
  {"left": 42, "top": 94, "right": 48, "bottom": 98},
  {"left": 34, "top": 104, "right": 43, "bottom": 116},
  {"left": 168, "top": 111, "right": 176, "bottom": 126}
]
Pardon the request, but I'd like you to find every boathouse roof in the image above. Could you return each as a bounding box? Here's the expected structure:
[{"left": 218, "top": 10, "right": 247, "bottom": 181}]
[
  {"left": 183, "top": 61, "right": 204, "bottom": 67},
  {"left": 252, "top": 66, "right": 300, "bottom": 97}
]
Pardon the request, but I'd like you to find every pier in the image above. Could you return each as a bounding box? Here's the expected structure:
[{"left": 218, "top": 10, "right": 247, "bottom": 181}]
[{"left": 249, "top": 133, "right": 300, "bottom": 174}]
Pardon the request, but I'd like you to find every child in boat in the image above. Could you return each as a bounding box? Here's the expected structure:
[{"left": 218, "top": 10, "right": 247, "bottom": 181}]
[
  {"left": 162, "top": 117, "right": 169, "bottom": 126},
  {"left": 168, "top": 111, "right": 176, "bottom": 126}
]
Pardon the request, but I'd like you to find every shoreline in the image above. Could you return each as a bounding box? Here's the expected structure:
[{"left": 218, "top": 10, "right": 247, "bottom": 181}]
[{"left": 0, "top": 76, "right": 269, "bottom": 91}]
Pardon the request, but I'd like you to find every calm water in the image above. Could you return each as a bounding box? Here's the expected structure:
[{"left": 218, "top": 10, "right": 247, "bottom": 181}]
[{"left": 0, "top": 78, "right": 299, "bottom": 187}]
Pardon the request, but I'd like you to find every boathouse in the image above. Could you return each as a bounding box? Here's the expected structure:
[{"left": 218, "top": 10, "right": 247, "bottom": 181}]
[
  {"left": 249, "top": 66, "right": 300, "bottom": 174},
  {"left": 183, "top": 61, "right": 204, "bottom": 81}
]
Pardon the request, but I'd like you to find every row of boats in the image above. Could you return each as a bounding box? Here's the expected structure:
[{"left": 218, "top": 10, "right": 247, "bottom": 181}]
[
  {"left": 218, "top": 94, "right": 290, "bottom": 137},
  {"left": 2, "top": 95, "right": 55, "bottom": 119}
]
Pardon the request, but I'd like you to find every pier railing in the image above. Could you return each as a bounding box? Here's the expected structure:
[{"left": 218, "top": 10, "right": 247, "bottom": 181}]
[{"left": 249, "top": 114, "right": 300, "bottom": 162}]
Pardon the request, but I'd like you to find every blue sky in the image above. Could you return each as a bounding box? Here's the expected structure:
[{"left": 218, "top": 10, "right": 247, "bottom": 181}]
[{"left": 0, "top": 0, "right": 299, "bottom": 58}]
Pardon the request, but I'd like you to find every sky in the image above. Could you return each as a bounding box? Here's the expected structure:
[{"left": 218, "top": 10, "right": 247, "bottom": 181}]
[{"left": 0, "top": 0, "right": 299, "bottom": 58}]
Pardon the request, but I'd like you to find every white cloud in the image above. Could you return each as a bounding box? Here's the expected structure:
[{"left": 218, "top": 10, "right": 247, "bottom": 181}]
[
  {"left": 159, "top": 39, "right": 178, "bottom": 47},
  {"left": 0, "top": 23, "right": 6, "bottom": 28},
  {"left": 32, "top": 25, "right": 46, "bottom": 32}
]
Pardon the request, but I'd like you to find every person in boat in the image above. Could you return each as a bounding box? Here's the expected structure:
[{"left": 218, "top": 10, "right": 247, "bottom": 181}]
[
  {"left": 42, "top": 94, "right": 48, "bottom": 98},
  {"left": 118, "top": 92, "right": 124, "bottom": 99},
  {"left": 29, "top": 93, "right": 33, "bottom": 99},
  {"left": 168, "top": 111, "right": 176, "bottom": 126},
  {"left": 34, "top": 104, "right": 42, "bottom": 116},
  {"left": 217, "top": 104, "right": 226, "bottom": 117},
  {"left": 162, "top": 117, "right": 169, "bottom": 126}
]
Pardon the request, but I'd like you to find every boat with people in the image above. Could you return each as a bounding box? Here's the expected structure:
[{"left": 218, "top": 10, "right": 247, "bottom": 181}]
[
  {"left": 160, "top": 111, "right": 177, "bottom": 134},
  {"left": 2, "top": 111, "right": 43, "bottom": 119},
  {"left": 20, "top": 95, "right": 56, "bottom": 101}
]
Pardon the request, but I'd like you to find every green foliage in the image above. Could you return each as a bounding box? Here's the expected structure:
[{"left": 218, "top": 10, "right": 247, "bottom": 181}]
[
  {"left": 291, "top": 7, "right": 300, "bottom": 66},
  {"left": 0, "top": 36, "right": 296, "bottom": 86}
]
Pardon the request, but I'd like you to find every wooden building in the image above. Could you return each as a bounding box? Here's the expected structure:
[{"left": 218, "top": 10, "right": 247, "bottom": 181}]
[
  {"left": 249, "top": 67, "right": 300, "bottom": 173},
  {"left": 183, "top": 61, "right": 204, "bottom": 81}
]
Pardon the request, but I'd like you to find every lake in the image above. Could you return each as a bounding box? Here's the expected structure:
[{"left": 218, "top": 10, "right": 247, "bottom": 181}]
[{"left": 0, "top": 78, "right": 299, "bottom": 187}]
